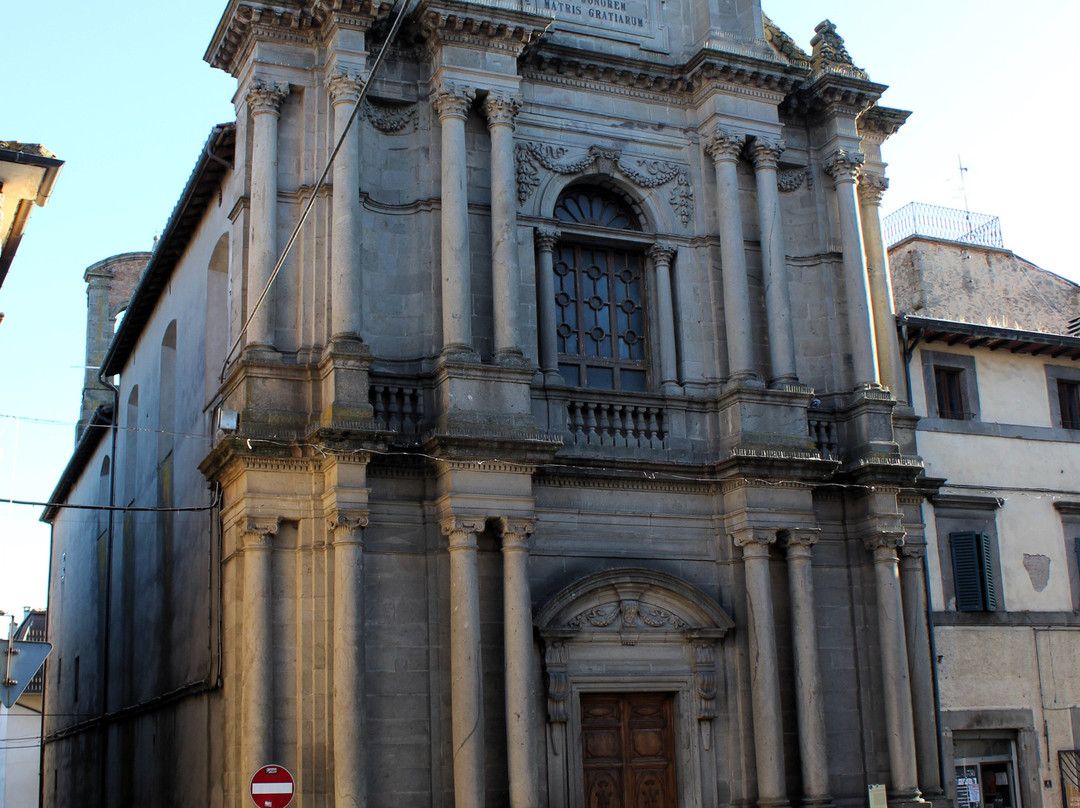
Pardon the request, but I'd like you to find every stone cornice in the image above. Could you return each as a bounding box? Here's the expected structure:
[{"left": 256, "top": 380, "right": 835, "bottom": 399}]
[
  {"left": 857, "top": 105, "right": 912, "bottom": 144},
  {"left": 205, "top": 0, "right": 395, "bottom": 76},
  {"left": 416, "top": 0, "right": 551, "bottom": 56},
  {"left": 783, "top": 71, "right": 887, "bottom": 123}
]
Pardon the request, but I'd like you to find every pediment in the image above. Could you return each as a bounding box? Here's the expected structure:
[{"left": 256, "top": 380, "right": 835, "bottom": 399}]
[{"left": 535, "top": 568, "right": 733, "bottom": 638}]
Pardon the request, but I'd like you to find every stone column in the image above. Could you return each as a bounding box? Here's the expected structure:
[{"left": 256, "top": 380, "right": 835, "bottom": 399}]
[
  {"left": 328, "top": 70, "right": 365, "bottom": 342},
  {"left": 484, "top": 93, "right": 524, "bottom": 362},
  {"left": 648, "top": 243, "right": 680, "bottom": 393},
  {"left": 706, "top": 129, "right": 756, "bottom": 382},
  {"left": 433, "top": 84, "right": 477, "bottom": 358},
  {"left": 867, "top": 533, "right": 922, "bottom": 802},
  {"left": 500, "top": 518, "right": 539, "bottom": 808},
  {"left": 734, "top": 528, "right": 788, "bottom": 808},
  {"left": 246, "top": 79, "right": 290, "bottom": 351},
  {"left": 749, "top": 138, "right": 798, "bottom": 386},
  {"left": 824, "top": 149, "right": 879, "bottom": 387},
  {"left": 858, "top": 174, "right": 905, "bottom": 400},
  {"left": 783, "top": 529, "right": 833, "bottom": 808},
  {"left": 443, "top": 516, "right": 488, "bottom": 808},
  {"left": 534, "top": 228, "right": 561, "bottom": 383},
  {"left": 900, "top": 544, "right": 943, "bottom": 798},
  {"left": 241, "top": 517, "right": 278, "bottom": 783},
  {"left": 331, "top": 510, "right": 370, "bottom": 808}
]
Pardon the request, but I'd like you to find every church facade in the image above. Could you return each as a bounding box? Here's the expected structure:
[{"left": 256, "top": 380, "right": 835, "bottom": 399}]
[{"left": 42, "top": 3, "right": 946, "bottom": 808}]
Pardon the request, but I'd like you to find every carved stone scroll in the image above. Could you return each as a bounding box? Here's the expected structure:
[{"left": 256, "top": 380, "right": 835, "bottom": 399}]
[{"left": 515, "top": 141, "right": 694, "bottom": 225}]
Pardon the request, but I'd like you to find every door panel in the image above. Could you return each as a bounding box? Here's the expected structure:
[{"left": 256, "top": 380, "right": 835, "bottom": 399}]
[{"left": 581, "top": 693, "right": 677, "bottom": 808}]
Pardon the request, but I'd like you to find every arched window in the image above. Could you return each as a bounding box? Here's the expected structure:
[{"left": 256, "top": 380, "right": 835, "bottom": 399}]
[{"left": 551, "top": 187, "right": 648, "bottom": 392}]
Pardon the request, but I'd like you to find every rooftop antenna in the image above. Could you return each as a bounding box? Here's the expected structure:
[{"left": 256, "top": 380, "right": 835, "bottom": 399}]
[
  {"left": 957, "top": 154, "right": 971, "bottom": 214},
  {"left": 957, "top": 154, "right": 974, "bottom": 237}
]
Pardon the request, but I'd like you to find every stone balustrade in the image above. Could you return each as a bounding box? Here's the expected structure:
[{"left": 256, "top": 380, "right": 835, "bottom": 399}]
[
  {"left": 565, "top": 397, "right": 666, "bottom": 448},
  {"left": 369, "top": 380, "right": 425, "bottom": 434}
]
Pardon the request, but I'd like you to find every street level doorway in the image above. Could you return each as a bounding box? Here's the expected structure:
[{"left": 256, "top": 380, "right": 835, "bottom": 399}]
[{"left": 581, "top": 692, "right": 678, "bottom": 808}]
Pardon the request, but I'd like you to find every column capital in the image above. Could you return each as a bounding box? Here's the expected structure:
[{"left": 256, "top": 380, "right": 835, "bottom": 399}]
[
  {"left": 329, "top": 510, "right": 370, "bottom": 544},
  {"left": 749, "top": 137, "right": 785, "bottom": 170},
  {"left": 732, "top": 527, "right": 777, "bottom": 549},
  {"left": 247, "top": 78, "right": 290, "bottom": 116},
  {"left": 432, "top": 83, "right": 476, "bottom": 121},
  {"left": 704, "top": 128, "right": 746, "bottom": 164},
  {"left": 782, "top": 527, "right": 820, "bottom": 548},
  {"left": 482, "top": 92, "right": 522, "bottom": 129},
  {"left": 242, "top": 516, "right": 280, "bottom": 549},
  {"left": 857, "top": 173, "right": 889, "bottom": 206},
  {"left": 647, "top": 242, "right": 676, "bottom": 267},
  {"left": 534, "top": 227, "right": 560, "bottom": 251},
  {"left": 823, "top": 149, "right": 865, "bottom": 184},
  {"left": 864, "top": 531, "right": 905, "bottom": 552},
  {"left": 441, "top": 515, "right": 486, "bottom": 547},
  {"left": 498, "top": 517, "right": 535, "bottom": 550},
  {"left": 900, "top": 541, "right": 927, "bottom": 560},
  {"left": 327, "top": 69, "right": 365, "bottom": 107}
]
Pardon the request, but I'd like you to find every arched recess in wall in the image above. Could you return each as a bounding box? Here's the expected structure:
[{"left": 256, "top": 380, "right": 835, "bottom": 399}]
[
  {"left": 205, "top": 234, "right": 229, "bottom": 402},
  {"left": 534, "top": 568, "right": 733, "bottom": 808},
  {"left": 159, "top": 321, "right": 177, "bottom": 463},
  {"left": 97, "top": 455, "right": 111, "bottom": 538},
  {"left": 124, "top": 386, "right": 139, "bottom": 504}
]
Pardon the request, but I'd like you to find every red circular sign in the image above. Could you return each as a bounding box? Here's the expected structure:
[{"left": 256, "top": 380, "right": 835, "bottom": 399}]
[{"left": 250, "top": 764, "right": 295, "bottom": 808}]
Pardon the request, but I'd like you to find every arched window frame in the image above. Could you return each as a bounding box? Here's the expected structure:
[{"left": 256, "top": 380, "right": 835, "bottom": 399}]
[{"left": 547, "top": 184, "right": 660, "bottom": 393}]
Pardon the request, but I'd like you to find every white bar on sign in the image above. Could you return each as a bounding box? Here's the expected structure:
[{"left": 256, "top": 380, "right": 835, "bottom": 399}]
[{"left": 252, "top": 783, "right": 294, "bottom": 794}]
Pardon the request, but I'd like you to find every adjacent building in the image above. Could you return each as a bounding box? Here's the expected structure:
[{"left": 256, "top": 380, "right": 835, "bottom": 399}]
[
  {"left": 887, "top": 204, "right": 1080, "bottom": 808},
  {"left": 0, "top": 142, "right": 63, "bottom": 292},
  {"left": 0, "top": 609, "right": 48, "bottom": 808}
]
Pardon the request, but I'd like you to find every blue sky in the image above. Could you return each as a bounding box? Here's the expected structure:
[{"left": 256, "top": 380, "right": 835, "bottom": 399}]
[{"left": 1, "top": 0, "right": 1076, "bottom": 618}]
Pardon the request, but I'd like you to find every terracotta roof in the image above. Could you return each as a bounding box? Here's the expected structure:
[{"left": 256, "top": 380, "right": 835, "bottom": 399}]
[{"left": 900, "top": 314, "right": 1080, "bottom": 361}]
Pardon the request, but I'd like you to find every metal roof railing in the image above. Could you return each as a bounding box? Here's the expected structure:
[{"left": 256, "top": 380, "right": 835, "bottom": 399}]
[{"left": 883, "top": 202, "right": 1004, "bottom": 250}]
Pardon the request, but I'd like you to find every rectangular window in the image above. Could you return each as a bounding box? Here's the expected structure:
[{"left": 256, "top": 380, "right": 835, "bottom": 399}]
[
  {"left": 923, "top": 352, "right": 979, "bottom": 422},
  {"left": 1059, "top": 380, "right": 1080, "bottom": 429},
  {"left": 951, "top": 532, "right": 999, "bottom": 611},
  {"left": 936, "top": 367, "right": 966, "bottom": 420}
]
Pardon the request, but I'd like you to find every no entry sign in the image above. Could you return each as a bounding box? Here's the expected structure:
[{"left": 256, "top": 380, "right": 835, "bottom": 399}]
[{"left": 250, "top": 764, "right": 295, "bottom": 808}]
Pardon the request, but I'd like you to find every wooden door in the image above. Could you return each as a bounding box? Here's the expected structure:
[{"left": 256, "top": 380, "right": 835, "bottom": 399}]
[{"left": 580, "top": 693, "right": 678, "bottom": 808}]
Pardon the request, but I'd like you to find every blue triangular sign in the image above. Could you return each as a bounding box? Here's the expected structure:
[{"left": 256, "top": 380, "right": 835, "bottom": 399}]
[{"left": 1, "top": 640, "right": 52, "bottom": 708}]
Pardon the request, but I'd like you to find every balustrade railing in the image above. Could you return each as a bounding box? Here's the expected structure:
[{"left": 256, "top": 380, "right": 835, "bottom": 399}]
[
  {"left": 566, "top": 398, "right": 666, "bottom": 449},
  {"left": 370, "top": 381, "right": 424, "bottom": 434},
  {"left": 809, "top": 417, "right": 838, "bottom": 455},
  {"left": 883, "top": 202, "right": 1003, "bottom": 249}
]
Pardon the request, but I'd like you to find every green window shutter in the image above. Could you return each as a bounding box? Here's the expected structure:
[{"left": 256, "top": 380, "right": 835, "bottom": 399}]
[
  {"left": 951, "top": 532, "right": 985, "bottom": 611},
  {"left": 979, "top": 532, "right": 998, "bottom": 611}
]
